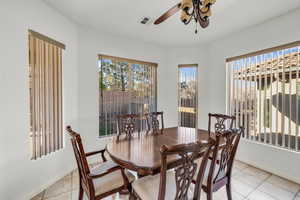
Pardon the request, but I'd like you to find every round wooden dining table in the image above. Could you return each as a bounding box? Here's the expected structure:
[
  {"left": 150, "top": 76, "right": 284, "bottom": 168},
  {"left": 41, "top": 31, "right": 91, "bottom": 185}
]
[{"left": 106, "top": 127, "right": 211, "bottom": 176}]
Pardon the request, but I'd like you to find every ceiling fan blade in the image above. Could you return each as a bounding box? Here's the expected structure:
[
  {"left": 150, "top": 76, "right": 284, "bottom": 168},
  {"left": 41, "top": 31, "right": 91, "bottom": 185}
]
[{"left": 154, "top": 3, "right": 181, "bottom": 25}]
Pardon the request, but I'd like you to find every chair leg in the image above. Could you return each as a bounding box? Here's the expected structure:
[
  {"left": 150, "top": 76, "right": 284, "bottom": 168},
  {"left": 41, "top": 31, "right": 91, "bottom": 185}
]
[
  {"left": 120, "top": 184, "right": 132, "bottom": 195},
  {"left": 129, "top": 190, "right": 138, "bottom": 200},
  {"left": 206, "top": 190, "right": 213, "bottom": 200},
  {"left": 226, "top": 183, "right": 232, "bottom": 200},
  {"left": 129, "top": 193, "right": 136, "bottom": 200},
  {"left": 78, "top": 185, "right": 83, "bottom": 200}
]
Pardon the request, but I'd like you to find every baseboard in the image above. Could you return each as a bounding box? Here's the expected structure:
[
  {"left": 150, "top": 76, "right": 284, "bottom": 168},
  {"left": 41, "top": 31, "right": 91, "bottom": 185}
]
[{"left": 235, "top": 158, "right": 300, "bottom": 185}]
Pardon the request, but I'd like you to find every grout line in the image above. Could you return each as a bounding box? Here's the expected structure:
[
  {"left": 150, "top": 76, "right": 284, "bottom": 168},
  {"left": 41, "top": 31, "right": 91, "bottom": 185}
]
[
  {"left": 251, "top": 174, "right": 296, "bottom": 200},
  {"left": 244, "top": 173, "right": 272, "bottom": 198},
  {"left": 257, "top": 173, "right": 300, "bottom": 200},
  {"left": 238, "top": 163, "right": 300, "bottom": 199},
  {"left": 43, "top": 174, "right": 73, "bottom": 200}
]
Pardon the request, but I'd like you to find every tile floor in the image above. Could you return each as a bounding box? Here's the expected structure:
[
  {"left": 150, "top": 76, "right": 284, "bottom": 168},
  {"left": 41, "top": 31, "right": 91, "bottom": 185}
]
[{"left": 31, "top": 160, "right": 300, "bottom": 200}]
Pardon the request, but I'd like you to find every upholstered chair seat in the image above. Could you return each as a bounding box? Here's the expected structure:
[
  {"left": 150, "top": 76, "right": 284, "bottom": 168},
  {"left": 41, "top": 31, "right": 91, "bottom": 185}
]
[
  {"left": 90, "top": 160, "right": 118, "bottom": 174},
  {"left": 66, "top": 126, "right": 136, "bottom": 200},
  {"left": 91, "top": 162, "right": 135, "bottom": 196}
]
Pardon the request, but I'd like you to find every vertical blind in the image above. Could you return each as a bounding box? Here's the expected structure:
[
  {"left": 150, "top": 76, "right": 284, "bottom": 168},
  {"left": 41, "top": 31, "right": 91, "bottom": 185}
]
[
  {"left": 99, "top": 55, "right": 157, "bottom": 137},
  {"left": 28, "top": 30, "right": 65, "bottom": 160},
  {"left": 227, "top": 41, "right": 300, "bottom": 151},
  {"left": 178, "top": 65, "right": 198, "bottom": 128}
]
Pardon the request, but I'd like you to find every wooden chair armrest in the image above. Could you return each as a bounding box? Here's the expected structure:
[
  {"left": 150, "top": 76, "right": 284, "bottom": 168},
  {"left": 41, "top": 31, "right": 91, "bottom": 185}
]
[
  {"left": 85, "top": 149, "right": 107, "bottom": 162},
  {"left": 87, "top": 166, "right": 121, "bottom": 179}
]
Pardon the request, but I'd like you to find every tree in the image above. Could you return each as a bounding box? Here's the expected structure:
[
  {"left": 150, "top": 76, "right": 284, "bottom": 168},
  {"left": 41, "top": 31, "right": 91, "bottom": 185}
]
[{"left": 100, "top": 60, "right": 129, "bottom": 91}]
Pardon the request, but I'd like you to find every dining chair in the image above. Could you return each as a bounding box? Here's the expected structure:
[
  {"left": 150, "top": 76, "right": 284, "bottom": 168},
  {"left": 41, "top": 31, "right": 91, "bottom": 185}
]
[
  {"left": 116, "top": 114, "right": 141, "bottom": 139},
  {"left": 193, "top": 127, "right": 244, "bottom": 200},
  {"left": 146, "top": 111, "right": 164, "bottom": 134},
  {"left": 208, "top": 113, "right": 236, "bottom": 138},
  {"left": 132, "top": 139, "right": 215, "bottom": 200},
  {"left": 66, "top": 126, "right": 135, "bottom": 200}
]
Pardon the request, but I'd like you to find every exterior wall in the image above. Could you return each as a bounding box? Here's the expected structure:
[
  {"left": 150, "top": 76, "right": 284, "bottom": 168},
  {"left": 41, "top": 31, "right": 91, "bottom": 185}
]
[{"left": 259, "top": 79, "right": 300, "bottom": 136}]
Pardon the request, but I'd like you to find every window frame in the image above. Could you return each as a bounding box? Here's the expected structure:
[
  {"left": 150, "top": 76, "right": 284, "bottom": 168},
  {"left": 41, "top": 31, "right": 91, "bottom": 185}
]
[{"left": 98, "top": 54, "right": 158, "bottom": 137}]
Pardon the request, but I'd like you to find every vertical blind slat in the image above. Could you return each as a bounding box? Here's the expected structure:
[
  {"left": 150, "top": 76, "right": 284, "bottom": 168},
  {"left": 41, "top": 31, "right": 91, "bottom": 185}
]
[
  {"left": 56, "top": 46, "right": 60, "bottom": 151},
  {"left": 263, "top": 55, "right": 267, "bottom": 144},
  {"left": 270, "top": 54, "right": 274, "bottom": 145},
  {"left": 281, "top": 50, "right": 286, "bottom": 147},
  {"left": 29, "top": 36, "right": 37, "bottom": 160},
  {"left": 288, "top": 52, "right": 293, "bottom": 149},
  {"left": 244, "top": 58, "right": 248, "bottom": 138},
  {"left": 258, "top": 56, "right": 262, "bottom": 142},
  {"left": 296, "top": 50, "right": 300, "bottom": 151},
  {"left": 36, "top": 39, "right": 41, "bottom": 158},
  {"left": 240, "top": 60, "right": 244, "bottom": 133},
  {"left": 41, "top": 40, "right": 46, "bottom": 156},
  {"left": 235, "top": 63, "right": 238, "bottom": 129},
  {"left": 276, "top": 51, "right": 280, "bottom": 146},
  {"left": 246, "top": 58, "right": 249, "bottom": 135},
  {"left": 45, "top": 42, "right": 49, "bottom": 155}
]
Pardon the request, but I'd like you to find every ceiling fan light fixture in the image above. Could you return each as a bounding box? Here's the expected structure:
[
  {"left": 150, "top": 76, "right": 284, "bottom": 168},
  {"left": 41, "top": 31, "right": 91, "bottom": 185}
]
[
  {"left": 153, "top": 0, "right": 216, "bottom": 32},
  {"left": 181, "top": 0, "right": 193, "bottom": 12},
  {"left": 180, "top": 10, "right": 192, "bottom": 24}
]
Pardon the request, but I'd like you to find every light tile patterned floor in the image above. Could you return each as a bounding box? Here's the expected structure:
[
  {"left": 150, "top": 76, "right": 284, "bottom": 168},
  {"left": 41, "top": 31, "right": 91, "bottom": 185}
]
[{"left": 31, "top": 161, "right": 300, "bottom": 200}]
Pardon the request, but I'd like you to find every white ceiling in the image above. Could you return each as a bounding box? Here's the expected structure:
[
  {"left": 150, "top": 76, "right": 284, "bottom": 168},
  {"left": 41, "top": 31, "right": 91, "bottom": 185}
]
[{"left": 43, "top": 0, "right": 300, "bottom": 46}]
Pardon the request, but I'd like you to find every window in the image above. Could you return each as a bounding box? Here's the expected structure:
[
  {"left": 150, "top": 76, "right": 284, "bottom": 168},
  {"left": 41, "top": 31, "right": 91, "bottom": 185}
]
[
  {"left": 99, "top": 55, "right": 157, "bottom": 137},
  {"left": 178, "top": 64, "right": 198, "bottom": 128},
  {"left": 227, "top": 41, "right": 300, "bottom": 151},
  {"left": 28, "top": 30, "right": 65, "bottom": 159}
]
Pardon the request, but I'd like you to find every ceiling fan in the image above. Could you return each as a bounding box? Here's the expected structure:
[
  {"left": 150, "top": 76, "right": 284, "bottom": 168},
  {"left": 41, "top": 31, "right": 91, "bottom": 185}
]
[{"left": 154, "top": 0, "right": 216, "bottom": 33}]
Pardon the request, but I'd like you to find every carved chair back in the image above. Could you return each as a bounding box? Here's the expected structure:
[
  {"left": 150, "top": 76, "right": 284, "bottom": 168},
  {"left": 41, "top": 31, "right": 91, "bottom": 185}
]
[
  {"left": 206, "top": 128, "right": 244, "bottom": 190},
  {"left": 66, "top": 126, "right": 94, "bottom": 198},
  {"left": 146, "top": 112, "right": 164, "bottom": 134},
  {"left": 116, "top": 114, "right": 140, "bottom": 139},
  {"left": 208, "top": 113, "right": 236, "bottom": 137},
  {"left": 158, "top": 140, "right": 215, "bottom": 200}
]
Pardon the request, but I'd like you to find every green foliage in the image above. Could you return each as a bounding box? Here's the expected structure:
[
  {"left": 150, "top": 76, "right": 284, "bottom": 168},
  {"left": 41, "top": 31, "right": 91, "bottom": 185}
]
[
  {"left": 99, "top": 73, "right": 107, "bottom": 90},
  {"left": 99, "top": 126, "right": 107, "bottom": 136},
  {"left": 99, "top": 123, "right": 113, "bottom": 136},
  {"left": 100, "top": 61, "right": 130, "bottom": 91}
]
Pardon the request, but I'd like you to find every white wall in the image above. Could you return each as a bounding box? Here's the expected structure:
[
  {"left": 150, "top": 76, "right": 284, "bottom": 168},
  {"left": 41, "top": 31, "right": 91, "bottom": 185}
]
[
  {"left": 206, "top": 8, "right": 300, "bottom": 184},
  {"left": 76, "top": 26, "right": 169, "bottom": 150},
  {"left": 165, "top": 46, "right": 211, "bottom": 129},
  {"left": 0, "top": 0, "right": 79, "bottom": 199}
]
